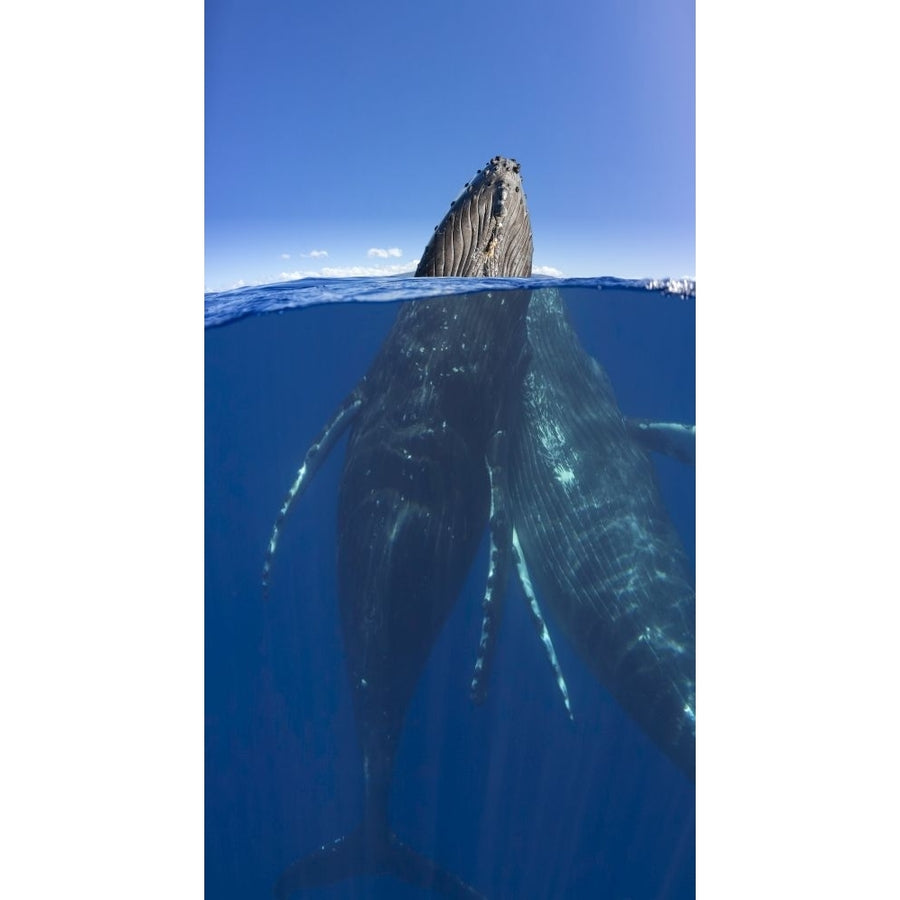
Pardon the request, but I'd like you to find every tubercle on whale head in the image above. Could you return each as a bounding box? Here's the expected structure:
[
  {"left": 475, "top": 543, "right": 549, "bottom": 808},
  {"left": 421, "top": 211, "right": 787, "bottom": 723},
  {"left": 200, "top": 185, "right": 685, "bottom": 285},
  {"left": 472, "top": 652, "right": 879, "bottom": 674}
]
[{"left": 415, "top": 155, "right": 534, "bottom": 279}]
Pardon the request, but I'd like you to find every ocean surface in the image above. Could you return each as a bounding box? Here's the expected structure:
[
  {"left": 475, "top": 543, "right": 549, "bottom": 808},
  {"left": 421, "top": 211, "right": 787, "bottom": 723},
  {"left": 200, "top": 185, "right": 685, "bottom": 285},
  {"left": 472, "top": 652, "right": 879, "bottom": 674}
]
[{"left": 205, "top": 276, "right": 696, "bottom": 899}]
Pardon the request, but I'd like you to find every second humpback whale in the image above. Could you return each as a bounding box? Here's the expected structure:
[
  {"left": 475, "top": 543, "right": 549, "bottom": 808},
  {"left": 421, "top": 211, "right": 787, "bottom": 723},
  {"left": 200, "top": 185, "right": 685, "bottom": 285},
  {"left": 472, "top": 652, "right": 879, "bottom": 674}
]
[
  {"left": 507, "top": 289, "right": 696, "bottom": 780},
  {"left": 263, "top": 156, "right": 533, "bottom": 899}
]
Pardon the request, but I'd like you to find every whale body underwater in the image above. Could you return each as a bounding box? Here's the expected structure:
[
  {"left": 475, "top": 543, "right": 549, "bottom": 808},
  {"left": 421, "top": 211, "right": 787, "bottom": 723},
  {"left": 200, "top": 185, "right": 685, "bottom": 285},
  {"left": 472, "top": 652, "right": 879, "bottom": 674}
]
[{"left": 263, "top": 156, "right": 695, "bottom": 898}]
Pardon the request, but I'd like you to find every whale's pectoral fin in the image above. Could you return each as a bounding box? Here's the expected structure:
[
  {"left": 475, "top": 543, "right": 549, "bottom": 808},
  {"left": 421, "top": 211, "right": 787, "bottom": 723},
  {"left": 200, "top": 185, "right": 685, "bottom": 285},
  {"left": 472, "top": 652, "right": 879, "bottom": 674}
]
[
  {"left": 262, "top": 386, "right": 365, "bottom": 597},
  {"left": 512, "top": 528, "right": 573, "bottom": 720},
  {"left": 275, "top": 827, "right": 485, "bottom": 900},
  {"left": 470, "top": 430, "right": 514, "bottom": 704},
  {"left": 584, "top": 355, "right": 695, "bottom": 464},
  {"left": 625, "top": 418, "right": 696, "bottom": 465}
]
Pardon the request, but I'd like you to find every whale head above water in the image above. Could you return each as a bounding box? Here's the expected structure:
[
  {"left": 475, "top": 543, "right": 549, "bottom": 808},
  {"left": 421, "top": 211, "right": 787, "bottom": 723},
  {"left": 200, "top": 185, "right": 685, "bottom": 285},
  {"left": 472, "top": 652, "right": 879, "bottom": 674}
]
[{"left": 415, "top": 155, "right": 533, "bottom": 278}]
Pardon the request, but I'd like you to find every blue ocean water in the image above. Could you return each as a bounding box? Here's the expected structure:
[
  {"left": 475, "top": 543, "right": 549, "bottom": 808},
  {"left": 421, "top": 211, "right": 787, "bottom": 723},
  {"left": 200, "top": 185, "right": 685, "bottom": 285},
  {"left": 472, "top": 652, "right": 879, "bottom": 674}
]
[{"left": 205, "top": 276, "right": 696, "bottom": 899}]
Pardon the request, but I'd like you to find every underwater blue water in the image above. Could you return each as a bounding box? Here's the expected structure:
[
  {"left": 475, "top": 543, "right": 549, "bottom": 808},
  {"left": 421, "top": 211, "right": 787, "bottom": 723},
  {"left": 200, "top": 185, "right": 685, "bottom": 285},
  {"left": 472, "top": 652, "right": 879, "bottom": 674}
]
[{"left": 205, "top": 277, "right": 695, "bottom": 899}]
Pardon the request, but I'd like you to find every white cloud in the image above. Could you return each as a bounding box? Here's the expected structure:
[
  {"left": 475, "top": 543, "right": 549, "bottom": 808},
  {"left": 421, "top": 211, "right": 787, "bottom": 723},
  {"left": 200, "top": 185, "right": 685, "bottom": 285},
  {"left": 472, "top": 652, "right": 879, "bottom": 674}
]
[
  {"left": 300, "top": 249, "right": 329, "bottom": 258},
  {"left": 280, "top": 260, "right": 418, "bottom": 280},
  {"left": 532, "top": 265, "right": 565, "bottom": 276},
  {"left": 280, "top": 253, "right": 291, "bottom": 259},
  {"left": 367, "top": 247, "right": 402, "bottom": 259}
]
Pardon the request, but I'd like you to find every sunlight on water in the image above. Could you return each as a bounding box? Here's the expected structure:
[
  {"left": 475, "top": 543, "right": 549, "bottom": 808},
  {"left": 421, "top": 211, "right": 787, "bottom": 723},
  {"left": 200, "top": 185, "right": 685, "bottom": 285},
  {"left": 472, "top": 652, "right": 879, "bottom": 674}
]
[{"left": 204, "top": 275, "right": 695, "bottom": 329}]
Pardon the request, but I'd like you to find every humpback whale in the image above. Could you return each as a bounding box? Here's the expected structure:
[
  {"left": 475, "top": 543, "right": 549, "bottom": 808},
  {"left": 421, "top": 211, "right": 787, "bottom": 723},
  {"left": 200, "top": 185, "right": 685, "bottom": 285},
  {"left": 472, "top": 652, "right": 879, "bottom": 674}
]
[
  {"left": 507, "top": 289, "right": 696, "bottom": 780},
  {"left": 263, "top": 154, "right": 696, "bottom": 897},
  {"left": 263, "top": 156, "right": 533, "bottom": 899}
]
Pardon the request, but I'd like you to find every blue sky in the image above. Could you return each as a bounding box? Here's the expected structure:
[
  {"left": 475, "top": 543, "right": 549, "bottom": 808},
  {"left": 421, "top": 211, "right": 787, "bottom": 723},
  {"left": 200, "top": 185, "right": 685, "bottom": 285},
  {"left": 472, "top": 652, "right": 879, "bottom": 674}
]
[{"left": 205, "top": 0, "right": 695, "bottom": 291}]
